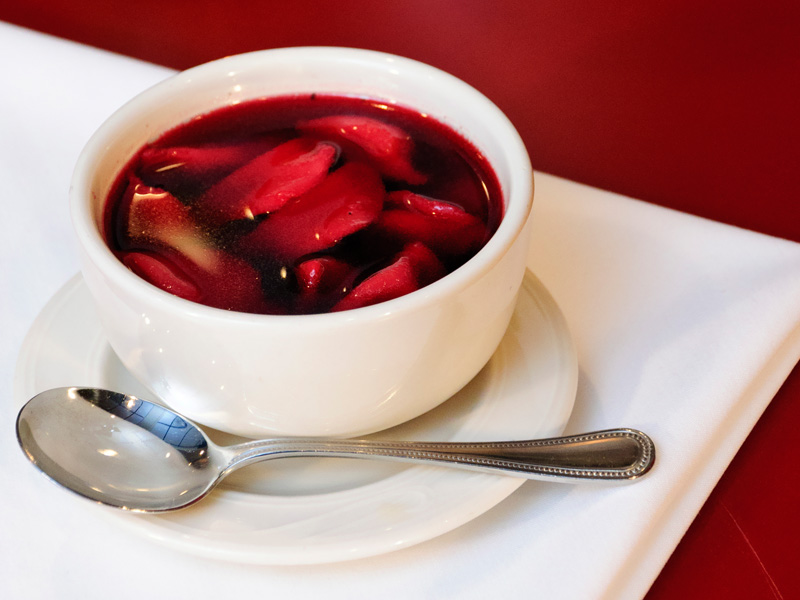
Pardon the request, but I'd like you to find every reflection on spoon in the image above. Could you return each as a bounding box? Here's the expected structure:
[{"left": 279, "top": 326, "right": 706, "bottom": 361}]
[{"left": 16, "top": 387, "right": 655, "bottom": 513}]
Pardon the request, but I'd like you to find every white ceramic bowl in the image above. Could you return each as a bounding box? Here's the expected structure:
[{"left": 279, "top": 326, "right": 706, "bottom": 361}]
[{"left": 70, "top": 47, "right": 533, "bottom": 438}]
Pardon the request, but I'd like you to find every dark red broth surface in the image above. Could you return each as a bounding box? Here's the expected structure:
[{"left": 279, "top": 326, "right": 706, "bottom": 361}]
[{"left": 104, "top": 94, "right": 503, "bottom": 314}]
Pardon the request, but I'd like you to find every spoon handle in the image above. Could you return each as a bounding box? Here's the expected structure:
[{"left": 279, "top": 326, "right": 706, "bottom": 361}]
[{"left": 225, "top": 428, "right": 655, "bottom": 482}]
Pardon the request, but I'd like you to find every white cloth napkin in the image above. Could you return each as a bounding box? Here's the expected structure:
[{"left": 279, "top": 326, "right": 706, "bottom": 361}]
[{"left": 2, "top": 22, "right": 799, "bottom": 600}]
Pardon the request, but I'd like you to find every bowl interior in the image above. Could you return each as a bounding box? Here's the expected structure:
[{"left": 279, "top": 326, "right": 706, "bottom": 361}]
[{"left": 73, "top": 48, "right": 532, "bottom": 321}]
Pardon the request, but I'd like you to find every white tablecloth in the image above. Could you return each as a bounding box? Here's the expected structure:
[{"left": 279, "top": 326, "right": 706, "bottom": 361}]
[{"left": 2, "top": 22, "right": 799, "bottom": 600}]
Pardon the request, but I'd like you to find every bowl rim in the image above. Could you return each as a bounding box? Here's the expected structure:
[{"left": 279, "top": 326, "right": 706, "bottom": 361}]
[{"left": 70, "top": 46, "right": 533, "bottom": 328}]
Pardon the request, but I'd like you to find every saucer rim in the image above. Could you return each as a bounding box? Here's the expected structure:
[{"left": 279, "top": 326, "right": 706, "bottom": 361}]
[{"left": 13, "top": 270, "right": 577, "bottom": 565}]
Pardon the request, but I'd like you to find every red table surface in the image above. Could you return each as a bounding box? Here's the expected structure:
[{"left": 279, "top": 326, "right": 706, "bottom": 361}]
[{"left": 4, "top": 2, "right": 799, "bottom": 597}]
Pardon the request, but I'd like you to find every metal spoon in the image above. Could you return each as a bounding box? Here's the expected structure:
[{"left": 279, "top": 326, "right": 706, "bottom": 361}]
[{"left": 16, "top": 387, "right": 655, "bottom": 512}]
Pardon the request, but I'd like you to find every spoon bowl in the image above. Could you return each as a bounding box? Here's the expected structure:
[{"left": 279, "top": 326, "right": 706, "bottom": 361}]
[{"left": 17, "top": 387, "right": 655, "bottom": 512}]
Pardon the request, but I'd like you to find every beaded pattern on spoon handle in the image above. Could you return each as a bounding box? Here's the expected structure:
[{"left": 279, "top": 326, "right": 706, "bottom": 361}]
[{"left": 226, "top": 428, "right": 656, "bottom": 482}]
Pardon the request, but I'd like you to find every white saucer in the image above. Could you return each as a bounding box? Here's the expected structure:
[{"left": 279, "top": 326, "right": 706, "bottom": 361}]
[{"left": 14, "top": 271, "right": 577, "bottom": 565}]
